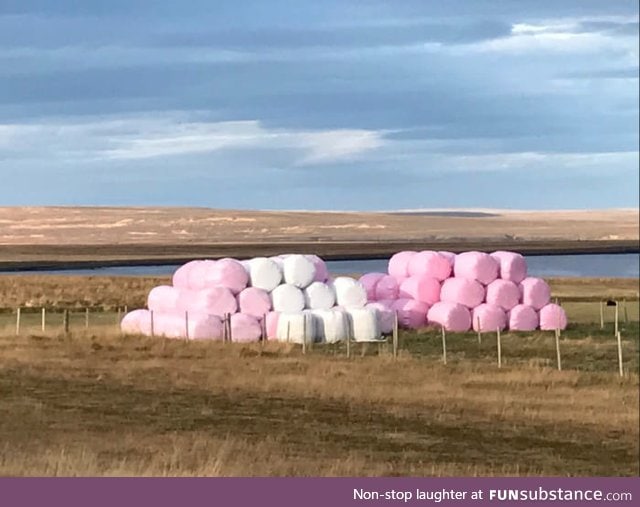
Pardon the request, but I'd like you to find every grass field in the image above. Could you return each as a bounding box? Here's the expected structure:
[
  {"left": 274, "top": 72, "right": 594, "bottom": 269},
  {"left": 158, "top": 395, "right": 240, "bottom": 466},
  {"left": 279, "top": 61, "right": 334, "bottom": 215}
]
[{"left": 0, "top": 274, "right": 638, "bottom": 477}]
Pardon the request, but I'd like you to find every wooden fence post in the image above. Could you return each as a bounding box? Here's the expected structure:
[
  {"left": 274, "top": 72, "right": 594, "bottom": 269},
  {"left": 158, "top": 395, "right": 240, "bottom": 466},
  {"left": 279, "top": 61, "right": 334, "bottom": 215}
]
[
  {"left": 555, "top": 328, "right": 562, "bottom": 371},
  {"left": 116, "top": 307, "right": 121, "bottom": 326},
  {"left": 184, "top": 311, "right": 189, "bottom": 340},
  {"left": 496, "top": 327, "right": 502, "bottom": 368},
  {"left": 441, "top": 326, "right": 447, "bottom": 365},
  {"left": 63, "top": 309, "right": 70, "bottom": 335},
  {"left": 15, "top": 308, "right": 21, "bottom": 335},
  {"left": 392, "top": 311, "right": 399, "bottom": 359},
  {"left": 150, "top": 311, "right": 155, "bottom": 337},
  {"left": 346, "top": 323, "right": 351, "bottom": 359},
  {"left": 623, "top": 298, "right": 628, "bottom": 324},
  {"left": 599, "top": 301, "right": 604, "bottom": 330},
  {"left": 476, "top": 317, "right": 482, "bottom": 344},
  {"left": 616, "top": 331, "right": 624, "bottom": 377},
  {"left": 228, "top": 314, "right": 233, "bottom": 343},
  {"left": 614, "top": 302, "right": 619, "bottom": 337},
  {"left": 85, "top": 308, "right": 90, "bottom": 329},
  {"left": 302, "top": 316, "right": 307, "bottom": 355},
  {"left": 41, "top": 307, "right": 46, "bottom": 332}
]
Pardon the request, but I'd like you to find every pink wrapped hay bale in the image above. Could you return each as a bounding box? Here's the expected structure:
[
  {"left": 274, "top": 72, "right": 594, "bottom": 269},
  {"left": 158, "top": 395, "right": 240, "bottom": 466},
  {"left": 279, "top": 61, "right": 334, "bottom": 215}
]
[
  {"left": 399, "top": 275, "right": 441, "bottom": 305},
  {"left": 151, "top": 312, "right": 187, "bottom": 339},
  {"left": 440, "top": 277, "right": 485, "bottom": 309},
  {"left": 408, "top": 251, "right": 452, "bottom": 281},
  {"left": 120, "top": 309, "right": 150, "bottom": 335},
  {"left": 331, "top": 277, "right": 368, "bottom": 308},
  {"left": 172, "top": 260, "right": 201, "bottom": 289},
  {"left": 187, "top": 313, "right": 224, "bottom": 340},
  {"left": 454, "top": 251, "right": 499, "bottom": 285},
  {"left": 375, "top": 275, "right": 399, "bottom": 301},
  {"left": 472, "top": 303, "right": 507, "bottom": 332},
  {"left": 248, "top": 257, "right": 282, "bottom": 291},
  {"left": 179, "top": 286, "right": 237, "bottom": 317},
  {"left": 265, "top": 311, "right": 280, "bottom": 340},
  {"left": 147, "top": 285, "right": 182, "bottom": 313},
  {"left": 485, "top": 279, "right": 520, "bottom": 311},
  {"left": 283, "top": 254, "right": 316, "bottom": 289},
  {"left": 359, "top": 273, "right": 385, "bottom": 300},
  {"left": 427, "top": 302, "right": 471, "bottom": 332},
  {"left": 388, "top": 251, "right": 417, "bottom": 280},
  {"left": 187, "top": 260, "right": 216, "bottom": 290},
  {"left": 539, "top": 303, "right": 568, "bottom": 330},
  {"left": 519, "top": 277, "right": 551, "bottom": 310},
  {"left": 271, "top": 284, "right": 305, "bottom": 313},
  {"left": 391, "top": 298, "right": 428, "bottom": 329},
  {"left": 230, "top": 313, "right": 262, "bottom": 342},
  {"left": 490, "top": 251, "right": 527, "bottom": 284},
  {"left": 303, "top": 282, "right": 336, "bottom": 310},
  {"left": 205, "top": 258, "right": 249, "bottom": 294},
  {"left": 306, "top": 254, "right": 329, "bottom": 282},
  {"left": 508, "top": 304, "right": 539, "bottom": 331},
  {"left": 438, "top": 251, "right": 457, "bottom": 267},
  {"left": 366, "top": 302, "right": 395, "bottom": 334},
  {"left": 238, "top": 287, "right": 272, "bottom": 318}
]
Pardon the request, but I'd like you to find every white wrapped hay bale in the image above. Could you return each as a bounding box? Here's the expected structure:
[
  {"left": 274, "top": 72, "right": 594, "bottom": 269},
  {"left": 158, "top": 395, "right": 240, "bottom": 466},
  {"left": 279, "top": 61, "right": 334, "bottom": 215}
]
[
  {"left": 311, "top": 309, "right": 349, "bottom": 343},
  {"left": 303, "top": 281, "right": 336, "bottom": 310},
  {"left": 306, "top": 254, "right": 329, "bottom": 282},
  {"left": 276, "top": 312, "right": 316, "bottom": 344},
  {"left": 237, "top": 287, "right": 272, "bottom": 318},
  {"left": 147, "top": 285, "right": 182, "bottom": 313},
  {"left": 283, "top": 254, "right": 316, "bottom": 288},
  {"left": 331, "top": 277, "right": 367, "bottom": 308},
  {"left": 485, "top": 279, "right": 520, "bottom": 311},
  {"left": 248, "top": 257, "right": 282, "bottom": 291},
  {"left": 345, "top": 307, "right": 381, "bottom": 342},
  {"left": 271, "top": 284, "right": 305, "bottom": 313},
  {"left": 366, "top": 302, "right": 395, "bottom": 334}
]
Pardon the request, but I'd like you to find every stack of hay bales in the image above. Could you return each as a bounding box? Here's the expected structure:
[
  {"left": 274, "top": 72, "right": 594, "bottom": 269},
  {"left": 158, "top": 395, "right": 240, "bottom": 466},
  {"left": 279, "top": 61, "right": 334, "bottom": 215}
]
[
  {"left": 360, "top": 250, "right": 567, "bottom": 332},
  {"left": 121, "top": 254, "right": 379, "bottom": 343}
]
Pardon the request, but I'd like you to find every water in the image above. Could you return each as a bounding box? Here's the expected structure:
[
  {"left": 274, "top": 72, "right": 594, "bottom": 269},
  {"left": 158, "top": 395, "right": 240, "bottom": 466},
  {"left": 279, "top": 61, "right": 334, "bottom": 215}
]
[{"left": 2, "top": 253, "right": 638, "bottom": 278}]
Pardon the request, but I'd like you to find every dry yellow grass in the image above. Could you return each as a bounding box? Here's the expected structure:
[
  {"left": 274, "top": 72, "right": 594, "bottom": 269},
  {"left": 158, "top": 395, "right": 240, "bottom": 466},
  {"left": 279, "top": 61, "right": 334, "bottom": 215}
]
[{"left": 0, "top": 331, "right": 637, "bottom": 477}]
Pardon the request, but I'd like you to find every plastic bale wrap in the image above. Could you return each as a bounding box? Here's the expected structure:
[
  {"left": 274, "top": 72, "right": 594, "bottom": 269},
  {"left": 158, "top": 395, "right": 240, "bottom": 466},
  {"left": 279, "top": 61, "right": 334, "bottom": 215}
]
[
  {"left": 332, "top": 277, "right": 368, "bottom": 308},
  {"left": 269, "top": 256, "right": 285, "bottom": 271},
  {"left": 490, "top": 251, "right": 527, "bottom": 284},
  {"left": 399, "top": 276, "right": 441, "bottom": 305},
  {"left": 391, "top": 298, "right": 429, "bottom": 329},
  {"left": 407, "top": 251, "right": 452, "bottom": 281},
  {"left": 508, "top": 304, "right": 539, "bottom": 331},
  {"left": 238, "top": 287, "right": 272, "bottom": 318},
  {"left": 271, "top": 284, "right": 305, "bottom": 313},
  {"left": 438, "top": 251, "right": 457, "bottom": 267},
  {"left": 187, "top": 313, "right": 224, "bottom": 340},
  {"left": 375, "top": 275, "right": 399, "bottom": 301},
  {"left": 120, "top": 309, "right": 149, "bottom": 335},
  {"left": 276, "top": 312, "right": 316, "bottom": 344},
  {"left": 454, "top": 251, "right": 499, "bottom": 285},
  {"left": 147, "top": 285, "right": 182, "bottom": 313},
  {"left": 179, "top": 287, "right": 237, "bottom": 317},
  {"left": 152, "top": 312, "right": 188, "bottom": 339},
  {"left": 427, "top": 302, "right": 472, "bottom": 332},
  {"left": 359, "top": 273, "right": 386, "bottom": 301},
  {"left": 248, "top": 257, "right": 282, "bottom": 291},
  {"left": 239, "top": 259, "right": 252, "bottom": 274},
  {"left": 440, "top": 277, "right": 485, "bottom": 309},
  {"left": 229, "top": 313, "right": 262, "bottom": 343},
  {"left": 365, "top": 302, "right": 395, "bottom": 334},
  {"left": 472, "top": 304, "right": 507, "bottom": 332},
  {"left": 346, "top": 307, "right": 381, "bottom": 342},
  {"left": 172, "top": 260, "right": 201, "bottom": 289},
  {"left": 303, "top": 282, "right": 336, "bottom": 310},
  {"left": 388, "top": 251, "right": 417, "bottom": 280},
  {"left": 205, "top": 258, "right": 249, "bottom": 294},
  {"left": 264, "top": 311, "right": 281, "bottom": 340},
  {"left": 485, "top": 279, "right": 520, "bottom": 311},
  {"left": 539, "top": 303, "right": 568, "bottom": 330},
  {"left": 311, "top": 309, "right": 349, "bottom": 343},
  {"left": 519, "top": 277, "right": 551, "bottom": 310},
  {"left": 306, "top": 254, "right": 329, "bottom": 282},
  {"left": 283, "top": 254, "right": 316, "bottom": 289},
  {"left": 185, "top": 260, "right": 215, "bottom": 290}
]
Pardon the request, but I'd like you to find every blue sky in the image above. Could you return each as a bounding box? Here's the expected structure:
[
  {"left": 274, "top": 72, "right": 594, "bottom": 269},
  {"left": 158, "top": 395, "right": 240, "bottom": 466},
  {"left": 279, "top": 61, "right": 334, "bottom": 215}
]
[{"left": 0, "top": 0, "right": 638, "bottom": 210}]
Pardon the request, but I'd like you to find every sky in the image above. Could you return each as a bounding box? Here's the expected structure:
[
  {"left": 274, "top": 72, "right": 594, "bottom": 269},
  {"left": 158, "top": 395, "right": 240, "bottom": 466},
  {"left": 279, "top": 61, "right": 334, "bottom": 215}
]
[{"left": 0, "top": 0, "right": 638, "bottom": 210}]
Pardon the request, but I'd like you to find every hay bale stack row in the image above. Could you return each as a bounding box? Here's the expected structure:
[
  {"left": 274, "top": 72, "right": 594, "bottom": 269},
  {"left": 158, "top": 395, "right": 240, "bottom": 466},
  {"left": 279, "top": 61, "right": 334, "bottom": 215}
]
[
  {"left": 121, "top": 254, "right": 380, "bottom": 343},
  {"left": 361, "top": 250, "right": 567, "bottom": 332}
]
